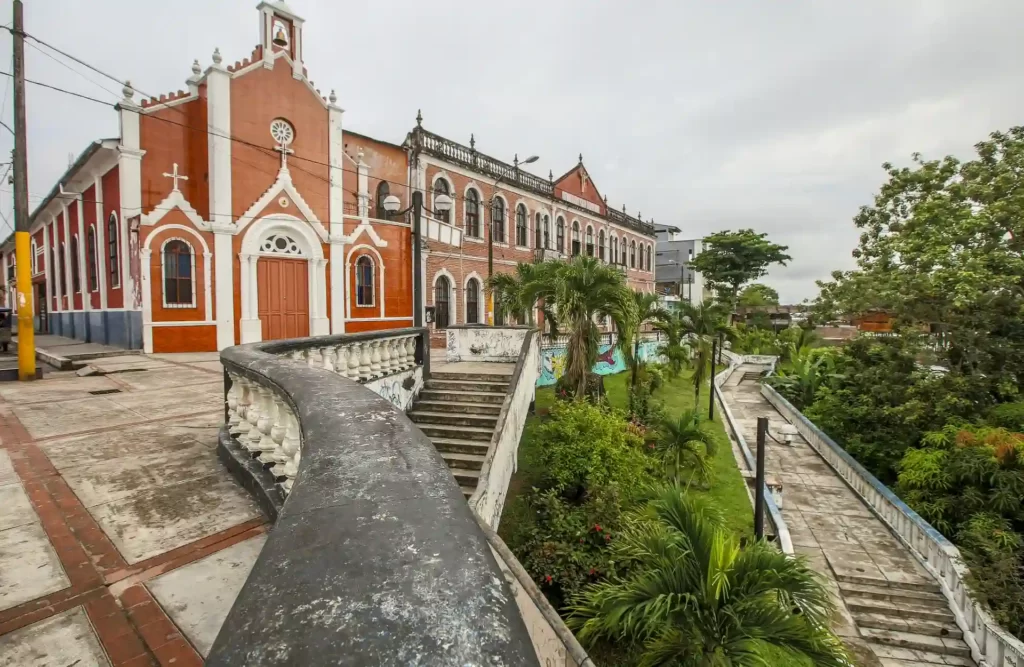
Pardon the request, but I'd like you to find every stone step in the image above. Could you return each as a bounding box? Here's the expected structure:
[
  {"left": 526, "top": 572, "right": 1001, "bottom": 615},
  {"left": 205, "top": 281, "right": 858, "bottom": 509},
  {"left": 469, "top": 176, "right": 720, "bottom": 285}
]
[
  {"left": 417, "top": 424, "right": 494, "bottom": 442},
  {"left": 836, "top": 573, "right": 941, "bottom": 594},
  {"left": 431, "top": 371, "right": 514, "bottom": 383},
  {"left": 451, "top": 466, "right": 481, "bottom": 488},
  {"left": 852, "top": 611, "right": 962, "bottom": 640},
  {"left": 414, "top": 400, "right": 502, "bottom": 416},
  {"left": 845, "top": 597, "right": 955, "bottom": 624},
  {"left": 864, "top": 642, "right": 974, "bottom": 666},
  {"left": 419, "top": 389, "right": 507, "bottom": 405},
  {"left": 431, "top": 437, "right": 492, "bottom": 456},
  {"left": 407, "top": 410, "right": 498, "bottom": 429},
  {"left": 839, "top": 581, "right": 946, "bottom": 606},
  {"left": 859, "top": 628, "right": 971, "bottom": 658},
  {"left": 425, "top": 379, "right": 510, "bottom": 394},
  {"left": 442, "top": 451, "right": 487, "bottom": 471}
]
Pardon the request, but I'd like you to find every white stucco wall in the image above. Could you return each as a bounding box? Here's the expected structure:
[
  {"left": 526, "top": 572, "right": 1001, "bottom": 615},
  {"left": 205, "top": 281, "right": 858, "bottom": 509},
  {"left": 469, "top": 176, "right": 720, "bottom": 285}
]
[
  {"left": 363, "top": 367, "right": 423, "bottom": 412},
  {"left": 446, "top": 327, "right": 529, "bottom": 363}
]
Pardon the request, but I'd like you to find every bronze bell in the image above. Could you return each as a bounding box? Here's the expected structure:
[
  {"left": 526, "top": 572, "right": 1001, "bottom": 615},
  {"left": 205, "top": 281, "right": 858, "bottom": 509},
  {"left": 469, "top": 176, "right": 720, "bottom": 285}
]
[{"left": 272, "top": 27, "right": 288, "bottom": 47}]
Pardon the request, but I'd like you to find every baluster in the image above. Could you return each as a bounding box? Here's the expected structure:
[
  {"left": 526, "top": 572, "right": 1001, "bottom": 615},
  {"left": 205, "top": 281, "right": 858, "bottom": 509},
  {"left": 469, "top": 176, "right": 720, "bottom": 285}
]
[
  {"left": 393, "top": 336, "right": 408, "bottom": 371},
  {"left": 269, "top": 396, "right": 288, "bottom": 465},
  {"left": 347, "top": 343, "right": 361, "bottom": 379},
  {"left": 291, "top": 349, "right": 305, "bottom": 363},
  {"left": 359, "top": 342, "right": 373, "bottom": 381},
  {"left": 307, "top": 347, "right": 322, "bottom": 368},
  {"left": 322, "top": 346, "right": 337, "bottom": 373},
  {"left": 379, "top": 338, "right": 393, "bottom": 375},
  {"left": 280, "top": 410, "right": 301, "bottom": 495},
  {"left": 230, "top": 379, "right": 250, "bottom": 437},
  {"left": 369, "top": 340, "right": 382, "bottom": 377},
  {"left": 257, "top": 391, "right": 279, "bottom": 465},
  {"left": 336, "top": 346, "right": 351, "bottom": 379},
  {"left": 405, "top": 335, "right": 417, "bottom": 368},
  {"left": 245, "top": 385, "right": 264, "bottom": 453},
  {"left": 226, "top": 378, "right": 240, "bottom": 431}
]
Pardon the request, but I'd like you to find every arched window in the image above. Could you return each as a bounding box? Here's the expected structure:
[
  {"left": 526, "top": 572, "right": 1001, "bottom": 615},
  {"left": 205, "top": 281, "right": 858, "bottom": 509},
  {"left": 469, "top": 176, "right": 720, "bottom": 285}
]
[
  {"left": 30, "top": 240, "right": 37, "bottom": 274},
  {"left": 70, "top": 235, "right": 80, "bottom": 293},
  {"left": 610, "top": 236, "right": 617, "bottom": 265},
  {"left": 515, "top": 204, "right": 528, "bottom": 247},
  {"left": 598, "top": 230, "right": 606, "bottom": 262},
  {"left": 571, "top": 221, "right": 581, "bottom": 257},
  {"left": 58, "top": 242, "right": 66, "bottom": 295},
  {"left": 585, "top": 226, "right": 594, "bottom": 257},
  {"left": 107, "top": 212, "right": 120, "bottom": 288},
  {"left": 491, "top": 197, "right": 506, "bottom": 243},
  {"left": 543, "top": 215, "right": 550, "bottom": 249},
  {"left": 646, "top": 245, "right": 652, "bottom": 271},
  {"left": 355, "top": 255, "right": 375, "bottom": 306},
  {"left": 466, "top": 277, "right": 480, "bottom": 324},
  {"left": 50, "top": 243, "right": 58, "bottom": 293},
  {"left": 556, "top": 217, "right": 565, "bottom": 253},
  {"left": 433, "top": 178, "right": 451, "bottom": 223},
  {"left": 376, "top": 181, "right": 391, "bottom": 220},
  {"left": 434, "top": 275, "right": 451, "bottom": 329},
  {"left": 630, "top": 240, "right": 637, "bottom": 269},
  {"left": 534, "top": 213, "right": 542, "bottom": 249},
  {"left": 162, "top": 239, "right": 194, "bottom": 307},
  {"left": 86, "top": 227, "right": 98, "bottom": 291},
  {"left": 465, "top": 188, "right": 480, "bottom": 238}
]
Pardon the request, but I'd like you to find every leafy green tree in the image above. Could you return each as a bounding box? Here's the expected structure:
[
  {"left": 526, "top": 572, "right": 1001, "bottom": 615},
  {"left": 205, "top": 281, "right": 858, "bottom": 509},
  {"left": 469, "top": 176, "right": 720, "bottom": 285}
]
[
  {"left": 676, "top": 302, "right": 729, "bottom": 409},
  {"left": 658, "top": 409, "right": 717, "bottom": 484},
  {"left": 488, "top": 261, "right": 554, "bottom": 327},
  {"left": 738, "top": 283, "right": 780, "bottom": 307},
  {"left": 653, "top": 310, "right": 691, "bottom": 378},
  {"left": 690, "top": 230, "right": 791, "bottom": 306},
  {"left": 568, "top": 487, "right": 849, "bottom": 666},
  {"left": 627, "top": 291, "right": 667, "bottom": 388}
]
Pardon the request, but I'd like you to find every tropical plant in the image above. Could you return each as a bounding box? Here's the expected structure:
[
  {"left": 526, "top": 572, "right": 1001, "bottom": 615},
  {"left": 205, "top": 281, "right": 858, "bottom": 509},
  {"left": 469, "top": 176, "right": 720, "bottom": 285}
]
[
  {"left": 654, "top": 309, "right": 691, "bottom": 377},
  {"left": 628, "top": 290, "right": 667, "bottom": 388},
  {"left": 675, "top": 301, "right": 729, "bottom": 409},
  {"left": 658, "top": 410, "right": 718, "bottom": 484},
  {"left": 568, "top": 487, "right": 849, "bottom": 666},
  {"left": 689, "top": 229, "right": 792, "bottom": 306},
  {"left": 767, "top": 348, "right": 840, "bottom": 409},
  {"left": 488, "top": 261, "right": 555, "bottom": 327}
]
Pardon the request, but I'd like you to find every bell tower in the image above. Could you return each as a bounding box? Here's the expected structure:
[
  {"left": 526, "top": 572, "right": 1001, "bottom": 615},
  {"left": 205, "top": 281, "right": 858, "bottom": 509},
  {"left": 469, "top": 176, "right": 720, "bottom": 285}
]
[{"left": 258, "top": 1, "right": 305, "bottom": 79}]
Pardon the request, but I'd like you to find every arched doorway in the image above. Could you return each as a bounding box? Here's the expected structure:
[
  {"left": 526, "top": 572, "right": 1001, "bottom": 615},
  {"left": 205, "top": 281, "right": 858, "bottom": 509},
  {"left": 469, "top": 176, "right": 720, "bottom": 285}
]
[{"left": 257, "top": 235, "right": 309, "bottom": 340}]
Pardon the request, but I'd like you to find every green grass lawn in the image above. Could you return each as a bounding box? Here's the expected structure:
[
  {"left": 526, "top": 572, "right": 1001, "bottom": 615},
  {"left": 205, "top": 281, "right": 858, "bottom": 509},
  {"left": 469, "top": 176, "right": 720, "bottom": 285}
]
[{"left": 503, "top": 368, "right": 753, "bottom": 539}]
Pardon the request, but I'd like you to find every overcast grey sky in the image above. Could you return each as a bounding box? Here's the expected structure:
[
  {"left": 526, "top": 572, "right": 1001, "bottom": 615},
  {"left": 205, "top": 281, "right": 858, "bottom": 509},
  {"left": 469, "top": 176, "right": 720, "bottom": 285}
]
[{"left": 1, "top": 0, "right": 1022, "bottom": 301}]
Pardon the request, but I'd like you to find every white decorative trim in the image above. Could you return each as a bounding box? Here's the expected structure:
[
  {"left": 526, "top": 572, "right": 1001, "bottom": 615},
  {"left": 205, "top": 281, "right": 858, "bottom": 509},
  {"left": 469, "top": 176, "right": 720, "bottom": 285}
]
[
  {"left": 346, "top": 221, "right": 388, "bottom": 249},
  {"left": 107, "top": 212, "right": 121, "bottom": 288},
  {"left": 430, "top": 172, "right": 454, "bottom": 225},
  {"left": 463, "top": 271, "right": 483, "bottom": 325},
  {"left": 345, "top": 244, "right": 384, "bottom": 320},
  {"left": 235, "top": 167, "right": 326, "bottom": 240},
  {"left": 353, "top": 254, "right": 376, "bottom": 308},
  {"left": 141, "top": 188, "right": 210, "bottom": 230},
  {"left": 159, "top": 237, "right": 198, "bottom": 309},
  {"left": 513, "top": 199, "right": 530, "bottom": 248},
  {"left": 431, "top": 267, "right": 457, "bottom": 328},
  {"left": 150, "top": 320, "right": 216, "bottom": 328},
  {"left": 463, "top": 183, "right": 484, "bottom": 239},
  {"left": 490, "top": 193, "right": 509, "bottom": 245}
]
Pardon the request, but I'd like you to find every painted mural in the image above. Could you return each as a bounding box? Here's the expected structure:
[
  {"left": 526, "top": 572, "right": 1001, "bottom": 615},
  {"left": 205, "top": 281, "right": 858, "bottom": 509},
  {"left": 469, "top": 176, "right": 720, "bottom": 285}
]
[{"left": 538, "top": 340, "right": 665, "bottom": 387}]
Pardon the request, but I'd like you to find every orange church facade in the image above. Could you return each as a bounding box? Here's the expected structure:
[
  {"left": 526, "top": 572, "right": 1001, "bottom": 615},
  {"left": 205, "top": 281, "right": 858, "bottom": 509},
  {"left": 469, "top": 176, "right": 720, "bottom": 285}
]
[{"left": 0, "top": 1, "right": 656, "bottom": 354}]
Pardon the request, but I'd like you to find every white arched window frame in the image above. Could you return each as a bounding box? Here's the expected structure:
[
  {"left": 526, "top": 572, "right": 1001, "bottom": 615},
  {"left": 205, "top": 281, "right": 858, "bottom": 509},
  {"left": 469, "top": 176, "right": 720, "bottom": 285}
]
[
  {"left": 543, "top": 214, "right": 550, "bottom": 249},
  {"left": 585, "top": 225, "right": 594, "bottom": 257},
  {"left": 534, "top": 212, "right": 542, "bottom": 249},
  {"left": 160, "top": 237, "right": 197, "bottom": 308},
  {"left": 431, "top": 174, "right": 453, "bottom": 224},
  {"left": 355, "top": 254, "right": 376, "bottom": 307},
  {"left": 107, "top": 211, "right": 120, "bottom": 288},
  {"left": 646, "top": 244, "right": 653, "bottom": 271},
  {"left": 556, "top": 216, "right": 565, "bottom": 253},
  {"left": 464, "top": 273, "right": 482, "bottom": 325},
  {"left": 30, "top": 239, "right": 37, "bottom": 274},
  {"left": 598, "top": 230, "right": 606, "bottom": 262},
  {"left": 464, "top": 186, "right": 482, "bottom": 239},
  {"left": 630, "top": 240, "right": 637, "bottom": 269},
  {"left": 571, "top": 220, "right": 581, "bottom": 256},
  {"left": 491, "top": 194, "right": 508, "bottom": 245},
  {"left": 432, "top": 269, "right": 457, "bottom": 329},
  {"left": 515, "top": 202, "right": 529, "bottom": 247},
  {"left": 609, "top": 234, "right": 617, "bottom": 265}
]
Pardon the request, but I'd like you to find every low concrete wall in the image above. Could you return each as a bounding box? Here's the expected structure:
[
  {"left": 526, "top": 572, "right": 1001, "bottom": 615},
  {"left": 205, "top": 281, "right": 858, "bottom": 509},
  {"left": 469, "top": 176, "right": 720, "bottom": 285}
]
[
  {"left": 446, "top": 325, "right": 529, "bottom": 363},
  {"left": 363, "top": 366, "right": 423, "bottom": 412},
  {"left": 761, "top": 383, "right": 1024, "bottom": 667},
  {"left": 469, "top": 330, "right": 540, "bottom": 529}
]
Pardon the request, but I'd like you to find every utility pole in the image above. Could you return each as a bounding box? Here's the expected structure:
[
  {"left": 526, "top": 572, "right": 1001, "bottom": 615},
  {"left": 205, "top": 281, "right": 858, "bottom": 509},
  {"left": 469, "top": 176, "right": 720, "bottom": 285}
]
[
  {"left": 754, "top": 417, "right": 768, "bottom": 540},
  {"left": 411, "top": 191, "right": 423, "bottom": 328},
  {"left": 12, "top": 0, "right": 35, "bottom": 381},
  {"left": 709, "top": 337, "right": 717, "bottom": 420}
]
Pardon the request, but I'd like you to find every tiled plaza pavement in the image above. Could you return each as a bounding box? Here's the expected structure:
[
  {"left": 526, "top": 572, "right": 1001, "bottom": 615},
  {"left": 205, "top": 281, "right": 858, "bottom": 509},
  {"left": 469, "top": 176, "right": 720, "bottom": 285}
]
[
  {"left": 0, "top": 353, "right": 267, "bottom": 666},
  {"left": 722, "top": 368, "right": 975, "bottom": 667}
]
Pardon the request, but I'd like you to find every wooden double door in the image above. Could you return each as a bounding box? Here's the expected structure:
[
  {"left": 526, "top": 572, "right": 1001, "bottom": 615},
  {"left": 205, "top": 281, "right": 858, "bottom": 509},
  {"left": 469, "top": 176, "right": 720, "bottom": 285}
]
[{"left": 257, "top": 257, "right": 309, "bottom": 341}]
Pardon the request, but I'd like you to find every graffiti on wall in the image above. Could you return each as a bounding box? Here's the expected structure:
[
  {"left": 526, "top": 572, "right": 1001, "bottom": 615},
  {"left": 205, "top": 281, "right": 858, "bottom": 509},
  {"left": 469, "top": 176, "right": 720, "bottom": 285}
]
[{"left": 537, "top": 340, "right": 664, "bottom": 387}]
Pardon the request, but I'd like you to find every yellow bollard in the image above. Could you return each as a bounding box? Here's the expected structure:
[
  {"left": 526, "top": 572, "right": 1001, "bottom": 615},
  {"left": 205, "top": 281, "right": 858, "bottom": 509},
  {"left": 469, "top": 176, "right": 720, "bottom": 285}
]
[{"left": 15, "top": 230, "right": 35, "bottom": 380}]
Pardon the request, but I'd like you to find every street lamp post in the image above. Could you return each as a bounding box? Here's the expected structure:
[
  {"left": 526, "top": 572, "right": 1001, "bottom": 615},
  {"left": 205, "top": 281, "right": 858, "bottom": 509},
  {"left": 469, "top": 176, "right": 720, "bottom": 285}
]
[
  {"left": 487, "top": 154, "right": 538, "bottom": 325},
  {"left": 382, "top": 191, "right": 453, "bottom": 328}
]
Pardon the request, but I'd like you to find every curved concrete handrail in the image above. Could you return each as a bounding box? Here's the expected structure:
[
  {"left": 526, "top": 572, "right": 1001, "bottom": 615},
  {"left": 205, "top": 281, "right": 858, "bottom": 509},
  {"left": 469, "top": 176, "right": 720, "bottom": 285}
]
[
  {"left": 713, "top": 358, "right": 794, "bottom": 555},
  {"left": 761, "top": 382, "right": 1024, "bottom": 667},
  {"left": 207, "top": 330, "right": 539, "bottom": 666}
]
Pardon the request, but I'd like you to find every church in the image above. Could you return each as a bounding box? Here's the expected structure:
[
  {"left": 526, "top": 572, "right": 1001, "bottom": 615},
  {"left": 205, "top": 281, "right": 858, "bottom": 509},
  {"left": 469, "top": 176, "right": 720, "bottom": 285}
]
[{"left": 0, "top": 0, "right": 658, "bottom": 354}]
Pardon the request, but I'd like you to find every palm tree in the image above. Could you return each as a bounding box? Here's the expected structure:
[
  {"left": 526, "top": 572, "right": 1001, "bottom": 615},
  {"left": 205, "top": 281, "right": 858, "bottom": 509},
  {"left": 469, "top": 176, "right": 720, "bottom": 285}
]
[
  {"left": 659, "top": 409, "right": 718, "bottom": 483},
  {"left": 487, "top": 262, "right": 554, "bottom": 327},
  {"left": 627, "top": 291, "right": 667, "bottom": 388},
  {"left": 568, "top": 487, "right": 850, "bottom": 667},
  {"left": 654, "top": 310, "right": 691, "bottom": 378},
  {"left": 677, "top": 302, "right": 729, "bottom": 410}
]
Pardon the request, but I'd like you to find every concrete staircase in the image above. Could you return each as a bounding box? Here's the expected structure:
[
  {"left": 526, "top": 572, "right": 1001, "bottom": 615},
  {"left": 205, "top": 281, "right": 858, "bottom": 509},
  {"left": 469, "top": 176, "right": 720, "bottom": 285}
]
[
  {"left": 408, "top": 368, "right": 513, "bottom": 498},
  {"left": 837, "top": 574, "right": 974, "bottom": 665}
]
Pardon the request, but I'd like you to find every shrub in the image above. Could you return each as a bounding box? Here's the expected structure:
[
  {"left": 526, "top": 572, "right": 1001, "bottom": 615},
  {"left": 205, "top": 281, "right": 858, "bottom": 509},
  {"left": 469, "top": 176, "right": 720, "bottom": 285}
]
[
  {"left": 626, "top": 380, "right": 666, "bottom": 431},
  {"left": 957, "top": 514, "right": 1024, "bottom": 638},
  {"left": 533, "top": 400, "right": 651, "bottom": 500},
  {"left": 555, "top": 372, "right": 605, "bottom": 403},
  {"left": 987, "top": 402, "right": 1024, "bottom": 432}
]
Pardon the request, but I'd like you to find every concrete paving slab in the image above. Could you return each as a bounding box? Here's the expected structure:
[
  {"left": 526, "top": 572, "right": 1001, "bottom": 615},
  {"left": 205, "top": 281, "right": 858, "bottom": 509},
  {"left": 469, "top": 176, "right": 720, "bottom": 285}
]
[
  {"left": 186, "top": 360, "right": 224, "bottom": 373},
  {"left": 0, "top": 376, "right": 122, "bottom": 405},
  {"left": 40, "top": 418, "right": 220, "bottom": 471},
  {"left": 105, "top": 368, "right": 221, "bottom": 393},
  {"left": 0, "top": 450, "right": 16, "bottom": 487},
  {"left": 0, "top": 522, "right": 69, "bottom": 612},
  {"left": 0, "top": 480, "right": 37, "bottom": 532},
  {"left": 152, "top": 352, "right": 223, "bottom": 363},
  {"left": 89, "top": 474, "right": 261, "bottom": 564},
  {"left": 0, "top": 606, "right": 110, "bottom": 666},
  {"left": 148, "top": 533, "right": 267, "bottom": 657},
  {"left": 12, "top": 397, "right": 145, "bottom": 439}
]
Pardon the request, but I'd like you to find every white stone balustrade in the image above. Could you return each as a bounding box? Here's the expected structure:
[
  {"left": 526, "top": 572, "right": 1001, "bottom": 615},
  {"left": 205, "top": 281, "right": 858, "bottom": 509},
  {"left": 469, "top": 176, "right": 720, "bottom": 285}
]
[{"left": 279, "top": 335, "right": 420, "bottom": 384}]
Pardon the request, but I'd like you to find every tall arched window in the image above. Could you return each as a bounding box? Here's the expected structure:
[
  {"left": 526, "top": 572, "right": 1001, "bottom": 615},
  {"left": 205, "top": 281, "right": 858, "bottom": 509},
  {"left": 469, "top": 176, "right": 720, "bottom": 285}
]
[
  {"left": 585, "top": 226, "right": 594, "bottom": 257},
  {"left": 491, "top": 197, "right": 506, "bottom": 243},
  {"left": 515, "top": 204, "right": 528, "bottom": 247},
  {"left": 107, "top": 212, "right": 120, "bottom": 288},
  {"left": 466, "top": 278, "right": 480, "bottom": 324},
  {"left": 375, "top": 181, "right": 391, "bottom": 220},
  {"left": 556, "top": 217, "right": 565, "bottom": 253},
  {"left": 433, "top": 178, "right": 451, "bottom": 223},
  {"left": 58, "top": 242, "right": 66, "bottom": 295},
  {"left": 543, "top": 215, "right": 550, "bottom": 249},
  {"left": 610, "top": 236, "right": 617, "bottom": 264},
  {"left": 646, "top": 245, "right": 652, "bottom": 271},
  {"left": 571, "top": 221, "right": 581, "bottom": 256},
  {"left": 465, "top": 188, "right": 480, "bottom": 237},
  {"left": 434, "top": 275, "right": 451, "bottom": 329},
  {"left": 534, "top": 213, "right": 542, "bottom": 249},
  {"left": 70, "top": 235, "right": 81, "bottom": 293},
  {"left": 598, "top": 230, "right": 606, "bottom": 262},
  {"left": 30, "top": 240, "right": 37, "bottom": 274},
  {"left": 355, "top": 255, "right": 375, "bottom": 306},
  {"left": 630, "top": 240, "right": 637, "bottom": 269},
  {"left": 162, "top": 239, "right": 194, "bottom": 307},
  {"left": 86, "top": 227, "right": 98, "bottom": 291},
  {"left": 50, "top": 243, "right": 58, "bottom": 293}
]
